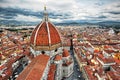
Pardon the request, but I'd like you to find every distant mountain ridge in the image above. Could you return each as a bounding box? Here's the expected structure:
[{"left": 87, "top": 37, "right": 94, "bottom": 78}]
[
  {"left": 97, "top": 21, "right": 120, "bottom": 25},
  {"left": 0, "top": 20, "right": 120, "bottom": 26},
  {"left": 55, "top": 21, "right": 120, "bottom": 26}
]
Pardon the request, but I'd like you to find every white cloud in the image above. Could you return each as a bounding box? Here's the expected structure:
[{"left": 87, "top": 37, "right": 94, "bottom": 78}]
[
  {"left": 14, "top": 14, "right": 41, "bottom": 22},
  {"left": 50, "top": 18, "right": 62, "bottom": 23},
  {"left": 0, "top": 0, "right": 120, "bottom": 22}
]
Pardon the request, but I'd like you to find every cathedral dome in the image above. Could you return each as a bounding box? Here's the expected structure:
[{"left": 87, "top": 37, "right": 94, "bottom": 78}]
[{"left": 30, "top": 6, "right": 62, "bottom": 51}]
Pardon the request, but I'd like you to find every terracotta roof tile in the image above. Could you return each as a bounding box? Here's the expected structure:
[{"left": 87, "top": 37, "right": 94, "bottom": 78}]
[
  {"left": 111, "top": 64, "right": 120, "bottom": 73},
  {"left": 97, "top": 54, "right": 115, "bottom": 64},
  {"left": 107, "top": 71, "right": 120, "bottom": 80},
  {"left": 16, "top": 54, "right": 50, "bottom": 80},
  {"left": 0, "top": 64, "right": 6, "bottom": 70},
  {"left": 47, "top": 64, "right": 56, "bottom": 80},
  {"left": 83, "top": 66, "right": 98, "bottom": 80}
]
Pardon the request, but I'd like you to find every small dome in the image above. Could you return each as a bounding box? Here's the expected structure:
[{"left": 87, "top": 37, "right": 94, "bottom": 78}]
[
  {"left": 62, "top": 49, "right": 70, "bottom": 57},
  {"left": 54, "top": 55, "right": 62, "bottom": 61}
]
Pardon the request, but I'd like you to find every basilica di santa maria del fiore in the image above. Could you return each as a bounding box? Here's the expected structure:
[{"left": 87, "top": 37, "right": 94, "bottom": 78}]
[{"left": 16, "top": 6, "right": 74, "bottom": 80}]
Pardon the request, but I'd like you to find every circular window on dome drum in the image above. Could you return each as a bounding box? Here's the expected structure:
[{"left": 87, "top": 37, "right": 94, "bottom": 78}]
[
  {"left": 55, "top": 48, "right": 58, "bottom": 52},
  {"left": 41, "top": 51, "right": 45, "bottom": 54}
]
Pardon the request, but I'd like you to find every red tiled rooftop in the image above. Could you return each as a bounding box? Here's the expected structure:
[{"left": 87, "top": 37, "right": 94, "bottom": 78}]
[
  {"left": 96, "top": 67, "right": 105, "bottom": 77},
  {"left": 107, "top": 71, "right": 120, "bottom": 80},
  {"left": 83, "top": 66, "right": 98, "bottom": 80},
  {"left": 111, "top": 64, "right": 120, "bottom": 73},
  {"left": 112, "top": 45, "right": 120, "bottom": 50},
  {"left": 0, "top": 64, "right": 6, "bottom": 70},
  {"left": 1, "top": 55, "right": 24, "bottom": 80},
  {"left": 79, "top": 55, "right": 87, "bottom": 63},
  {"left": 104, "top": 50, "right": 117, "bottom": 54},
  {"left": 114, "top": 58, "right": 120, "bottom": 64},
  {"left": 1, "top": 70, "right": 12, "bottom": 80},
  {"left": 104, "top": 45, "right": 112, "bottom": 49},
  {"left": 16, "top": 54, "right": 50, "bottom": 80},
  {"left": 74, "top": 48, "right": 87, "bottom": 63},
  {"left": 47, "top": 64, "right": 56, "bottom": 80},
  {"left": 0, "top": 47, "right": 2, "bottom": 51},
  {"left": 97, "top": 54, "right": 115, "bottom": 64}
]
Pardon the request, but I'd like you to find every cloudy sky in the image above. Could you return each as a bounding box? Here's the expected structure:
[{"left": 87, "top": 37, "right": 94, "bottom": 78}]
[{"left": 0, "top": 0, "right": 120, "bottom": 25}]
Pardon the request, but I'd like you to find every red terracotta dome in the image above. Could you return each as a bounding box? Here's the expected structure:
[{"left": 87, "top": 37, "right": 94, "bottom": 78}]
[
  {"left": 30, "top": 6, "right": 62, "bottom": 51},
  {"left": 62, "top": 49, "right": 70, "bottom": 57}
]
